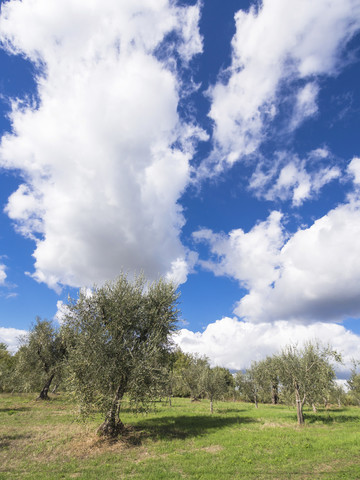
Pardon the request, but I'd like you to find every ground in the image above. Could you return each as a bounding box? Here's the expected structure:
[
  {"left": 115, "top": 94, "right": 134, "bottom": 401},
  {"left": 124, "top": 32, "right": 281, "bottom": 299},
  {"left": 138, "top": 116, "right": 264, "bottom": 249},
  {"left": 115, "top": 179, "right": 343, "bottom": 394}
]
[{"left": 1, "top": 394, "right": 360, "bottom": 479}]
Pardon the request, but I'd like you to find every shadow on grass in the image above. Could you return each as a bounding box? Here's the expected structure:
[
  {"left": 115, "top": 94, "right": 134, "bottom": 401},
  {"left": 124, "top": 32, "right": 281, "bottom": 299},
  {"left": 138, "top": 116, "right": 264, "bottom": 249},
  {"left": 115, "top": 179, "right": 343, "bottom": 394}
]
[
  {"left": 0, "top": 433, "right": 32, "bottom": 448},
  {"left": 0, "top": 407, "right": 31, "bottom": 414},
  {"left": 215, "top": 408, "right": 249, "bottom": 414},
  {"left": 305, "top": 413, "right": 360, "bottom": 424},
  {"left": 130, "top": 414, "right": 254, "bottom": 444},
  {"left": 322, "top": 407, "right": 347, "bottom": 413}
]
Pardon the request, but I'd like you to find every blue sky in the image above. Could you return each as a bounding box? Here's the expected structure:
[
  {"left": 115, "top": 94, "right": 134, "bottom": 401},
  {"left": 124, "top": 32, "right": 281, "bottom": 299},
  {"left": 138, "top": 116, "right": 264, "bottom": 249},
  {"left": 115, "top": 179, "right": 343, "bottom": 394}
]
[{"left": 0, "top": 0, "right": 360, "bottom": 375}]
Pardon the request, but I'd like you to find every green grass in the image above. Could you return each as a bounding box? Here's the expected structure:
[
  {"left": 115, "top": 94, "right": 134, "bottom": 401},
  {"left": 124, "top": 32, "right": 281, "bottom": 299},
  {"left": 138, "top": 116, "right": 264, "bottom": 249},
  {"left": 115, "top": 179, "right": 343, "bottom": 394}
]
[{"left": 1, "top": 394, "right": 360, "bottom": 479}]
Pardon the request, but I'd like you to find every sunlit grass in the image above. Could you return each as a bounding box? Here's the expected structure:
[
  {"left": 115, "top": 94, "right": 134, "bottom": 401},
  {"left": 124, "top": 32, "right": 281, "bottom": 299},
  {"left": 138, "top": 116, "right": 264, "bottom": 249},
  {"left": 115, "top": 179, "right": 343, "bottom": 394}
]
[{"left": 1, "top": 394, "right": 360, "bottom": 479}]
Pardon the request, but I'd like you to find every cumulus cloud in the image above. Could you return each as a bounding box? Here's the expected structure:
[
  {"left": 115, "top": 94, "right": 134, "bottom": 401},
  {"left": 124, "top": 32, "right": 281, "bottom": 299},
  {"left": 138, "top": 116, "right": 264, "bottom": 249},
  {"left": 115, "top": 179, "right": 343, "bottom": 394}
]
[
  {"left": 207, "top": 0, "right": 360, "bottom": 167},
  {"left": 0, "top": 0, "right": 204, "bottom": 291},
  {"left": 0, "top": 326, "right": 27, "bottom": 352},
  {"left": 243, "top": 200, "right": 360, "bottom": 323},
  {"left": 195, "top": 189, "right": 360, "bottom": 324},
  {"left": 193, "top": 211, "right": 286, "bottom": 291},
  {"left": 174, "top": 316, "right": 360, "bottom": 376}
]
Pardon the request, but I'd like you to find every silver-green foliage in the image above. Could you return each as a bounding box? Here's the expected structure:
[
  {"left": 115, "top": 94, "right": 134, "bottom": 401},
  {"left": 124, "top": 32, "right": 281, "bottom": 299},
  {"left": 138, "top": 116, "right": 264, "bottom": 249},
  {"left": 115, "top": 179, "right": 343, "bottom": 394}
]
[
  {"left": 277, "top": 341, "right": 341, "bottom": 424},
  {"left": 64, "top": 274, "right": 179, "bottom": 436},
  {"left": 0, "top": 343, "right": 16, "bottom": 392},
  {"left": 235, "top": 361, "right": 270, "bottom": 407},
  {"left": 15, "top": 318, "right": 65, "bottom": 398},
  {"left": 347, "top": 361, "right": 360, "bottom": 405},
  {"left": 179, "top": 353, "right": 209, "bottom": 400},
  {"left": 202, "top": 366, "right": 229, "bottom": 413}
]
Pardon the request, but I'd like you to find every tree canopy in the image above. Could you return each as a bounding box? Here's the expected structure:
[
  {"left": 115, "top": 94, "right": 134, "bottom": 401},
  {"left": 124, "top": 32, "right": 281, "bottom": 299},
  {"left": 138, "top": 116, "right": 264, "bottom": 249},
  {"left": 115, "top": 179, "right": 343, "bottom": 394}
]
[
  {"left": 347, "top": 361, "right": 360, "bottom": 405},
  {"left": 15, "top": 318, "right": 65, "bottom": 399},
  {"left": 277, "top": 341, "right": 341, "bottom": 424},
  {"left": 64, "top": 274, "right": 179, "bottom": 437},
  {"left": 0, "top": 343, "right": 16, "bottom": 393}
]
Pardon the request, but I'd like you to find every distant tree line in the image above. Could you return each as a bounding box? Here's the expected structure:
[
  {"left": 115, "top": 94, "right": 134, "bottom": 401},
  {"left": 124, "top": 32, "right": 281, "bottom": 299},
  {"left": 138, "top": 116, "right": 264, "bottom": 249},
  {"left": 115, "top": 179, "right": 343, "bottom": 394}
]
[
  {"left": 1, "top": 273, "right": 360, "bottom": 436},
  {"left": 166, "top": 343, "right": 351, "bottom": 425}
]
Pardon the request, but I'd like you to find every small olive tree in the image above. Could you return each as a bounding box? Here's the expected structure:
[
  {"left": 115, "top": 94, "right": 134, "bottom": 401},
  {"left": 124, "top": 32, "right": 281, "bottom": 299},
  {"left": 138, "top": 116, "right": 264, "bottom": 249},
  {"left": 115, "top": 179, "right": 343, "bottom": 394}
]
[
  {"left": 236, "top": 361, "right": 267, "bottom": 408},
  {"left": 202, "top": 366, "right": 229, "bottom": 413},
  {"left": 64, "top": 274, "right": 179, "bottom": 438},
  {"left": 15, "top": 318, "right": 65, "bottom": 399},
  {"left": 215, "top": 366, "right": 236, "bottom": 401},
  {"left": 329, "top": 383, "right": 347, "bottom": 407},
  {"left": 347, "top": 361, "right": 360, "bottom": 405},
  {"left": 0, "top": 343, "right": 17, "bottom": 392},
  {"left": 257, "top": 356, "right": 280, "bottom": 405},
  {"left": 168, "top": 348, "right": 193, "bottom": 398},
  {"left": 180, "top": 353, "right": 209, "bottom": 401},
  {"left": 277, "top": 341, "right": 341, "bottom": 425}
]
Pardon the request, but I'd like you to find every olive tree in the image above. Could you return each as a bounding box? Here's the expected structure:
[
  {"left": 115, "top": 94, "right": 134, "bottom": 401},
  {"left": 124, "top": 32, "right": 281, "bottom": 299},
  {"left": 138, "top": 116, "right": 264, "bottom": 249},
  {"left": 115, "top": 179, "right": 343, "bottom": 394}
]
[
  {"left": 216, "top": 366, "right": 236, "bottom": 401},
  {"left": 179, "top": 353, "right": 209, "bottom": 401},
  {"left": 329, "top": 383, "right": 347, "bottom": 407},
  {"left": 236, "top": 361, "right": 268, "bottom": 408},
  {"left": 257, "top": 356, "right": 280, "bottom": 405},
  {"left": 0, "top": 343, "right": 16, "bottom": 392},
  {"left": 168, "top": 348, "right": 192, "bottom": 398},
  {"left": 15, "top": 318, "right": 66, "bottom": 399},
  {"left": 64, "top": 274, "right": 179, "bottom": 438},
  {"left": 277, "top": 341, "right": 341, "bottom": 425},
  {"left": 347, "top": 361, "right": 360, "bottom": 405},
  {"left": 202, "top": 366, "right": 229, "bottom": 413}
]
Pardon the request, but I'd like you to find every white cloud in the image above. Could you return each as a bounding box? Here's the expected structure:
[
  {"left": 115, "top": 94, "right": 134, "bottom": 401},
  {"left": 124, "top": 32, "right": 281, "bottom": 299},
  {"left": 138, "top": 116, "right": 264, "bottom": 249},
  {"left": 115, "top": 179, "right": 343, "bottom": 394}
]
[
  {"left": 290, "top": 82, "right": 319, "bottom": 131},
  {"left": 176, "top": 3, "right": 203, "bottom": 63},
  {"left": 207, "top": 0, "right": 360, "bottom": 168},
  {"left": 53, "top": 300, "right": 71, "bottom": 325},
  {"left": 0, "top": 327, "right": 27, "bottom": 352},
  {"left": 251, "top": 154, "right": 341, "bottom": 206},
  {"left": 174, "top": 317, "right": 360, "bottom": 376},
  {"left": 0, "top": 0, "right": 204, "bottom": 291},
  {"left": 241, "top": 199, "right": 360, "bottom": 323},
  {"left": 166, "top": 250, "right": 198, "bottom": 286},
  {"left": 193, "top": 211, "right": 285, "bottom": 291},
  {"left": 348, "top": 157, "right": 360, "bottom": 185},
  {"left": 195, "top": 191, "right": 360, "bottom": 324},
  {"left": 311, "top": 147, "right": 330, "bottom": 159},
  {"left": 0, "top": 263, "right": 7, "bottom": 285}
]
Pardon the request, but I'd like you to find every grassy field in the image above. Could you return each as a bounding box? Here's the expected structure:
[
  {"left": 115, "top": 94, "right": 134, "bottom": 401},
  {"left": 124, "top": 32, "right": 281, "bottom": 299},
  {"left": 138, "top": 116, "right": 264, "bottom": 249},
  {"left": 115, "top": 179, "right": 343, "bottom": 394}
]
[{"left": 1, "top": 394, "right": 360, "bottom": 479}]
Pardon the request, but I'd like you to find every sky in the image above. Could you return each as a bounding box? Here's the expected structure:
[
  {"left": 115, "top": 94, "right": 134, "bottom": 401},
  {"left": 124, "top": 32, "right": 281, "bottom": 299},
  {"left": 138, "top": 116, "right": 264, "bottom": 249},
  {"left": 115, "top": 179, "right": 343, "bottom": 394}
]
[{"left": 0, "top": 0, "right": 360, "bottom": 377}]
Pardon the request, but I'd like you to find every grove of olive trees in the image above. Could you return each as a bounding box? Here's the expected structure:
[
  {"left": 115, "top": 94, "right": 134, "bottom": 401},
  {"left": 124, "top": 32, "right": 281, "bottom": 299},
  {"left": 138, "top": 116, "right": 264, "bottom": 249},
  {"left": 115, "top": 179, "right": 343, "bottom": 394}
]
[{"left": 0, "top": 274, "right": 357, "bottom": 433}]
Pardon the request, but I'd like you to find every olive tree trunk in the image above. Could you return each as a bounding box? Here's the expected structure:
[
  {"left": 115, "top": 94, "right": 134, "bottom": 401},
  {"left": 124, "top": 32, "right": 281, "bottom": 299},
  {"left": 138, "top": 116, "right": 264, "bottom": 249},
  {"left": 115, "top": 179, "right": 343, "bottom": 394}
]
[
  {"left": 51, "top": 383, "right": 59, "bottom": 394},
  {"left": 210, "top": 396, "right": 214, "bottom": 414},
  {"left": 37, "top": 373, "right": 55, "bottom": 400},
  {"left": 97, "top": 384, "right": 125, "bottom": 437},
  {"left": 271, "top": 383, "right": 279, "bottom": 404},
  {"left": 294, "top": 385, "right": 305, "bottom": 425}
]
